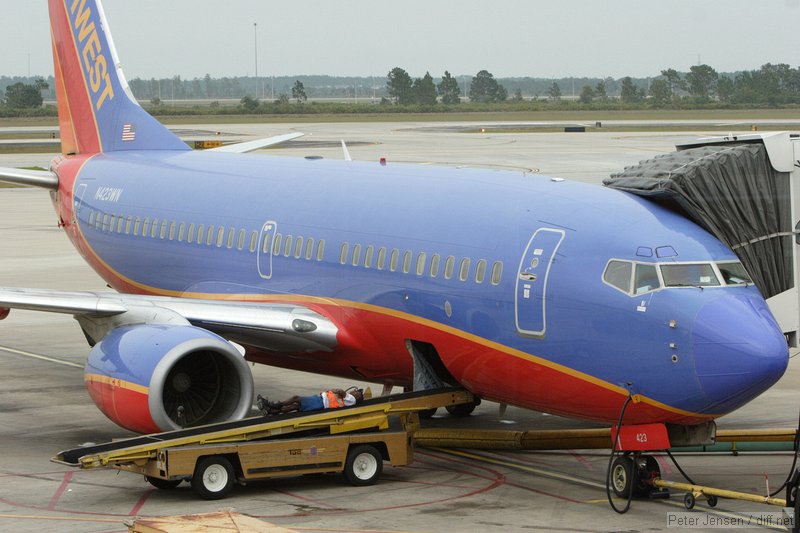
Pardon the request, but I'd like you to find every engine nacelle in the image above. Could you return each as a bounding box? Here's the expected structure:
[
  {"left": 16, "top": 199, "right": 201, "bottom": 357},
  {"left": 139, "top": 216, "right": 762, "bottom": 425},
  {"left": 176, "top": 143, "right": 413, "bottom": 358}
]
[{"left": 84, "top": 324, "right": 254, "bottom": 433}]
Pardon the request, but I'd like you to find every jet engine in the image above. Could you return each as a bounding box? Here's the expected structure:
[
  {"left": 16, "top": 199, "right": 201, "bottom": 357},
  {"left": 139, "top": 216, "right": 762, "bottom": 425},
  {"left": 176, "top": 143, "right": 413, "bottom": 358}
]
[{"left": 84, "top": 324, "right": 253, "bottom": 433}]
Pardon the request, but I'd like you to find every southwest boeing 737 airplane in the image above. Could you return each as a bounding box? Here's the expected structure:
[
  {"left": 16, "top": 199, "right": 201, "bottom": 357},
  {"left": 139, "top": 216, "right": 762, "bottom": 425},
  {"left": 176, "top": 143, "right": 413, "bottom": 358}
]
[{"left": 0, "top": 1, "right": 789, "bottom": 444}]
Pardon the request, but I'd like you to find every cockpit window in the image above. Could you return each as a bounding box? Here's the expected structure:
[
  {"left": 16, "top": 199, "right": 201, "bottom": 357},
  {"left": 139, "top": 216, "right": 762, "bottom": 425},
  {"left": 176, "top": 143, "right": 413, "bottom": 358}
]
[
  {"left": 634, "top": 264, "right": 660, "bottom": 294},
  {"left": 603, "top": 260, "right": 632, "bottom": 293},
  {"left": 660, "top": 263, "right": 720, "bottom": 288},
  {"left": 718, "top": 261, "right": 752, "bottom": 285}
]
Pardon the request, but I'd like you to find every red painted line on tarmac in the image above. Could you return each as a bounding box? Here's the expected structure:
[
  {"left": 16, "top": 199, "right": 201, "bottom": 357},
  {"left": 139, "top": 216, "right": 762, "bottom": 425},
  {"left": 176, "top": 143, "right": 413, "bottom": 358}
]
[
  {"left": 48, "top": 471, "right": 73, "bottom": 510},
  {"left": 503, "top": 480, "right": 583, "bottom": 504},
  {"left": 271, "top": 488, "right": 342, "bottom": 510},
  {"left": 569, "top": 451, "right": 594, "bottom": 470},
  {"left": 428, "top": 449, "right": 585, "bottom": 504},
  {"left": 128, "top": 489, "right": 154, "bottom": 515}
]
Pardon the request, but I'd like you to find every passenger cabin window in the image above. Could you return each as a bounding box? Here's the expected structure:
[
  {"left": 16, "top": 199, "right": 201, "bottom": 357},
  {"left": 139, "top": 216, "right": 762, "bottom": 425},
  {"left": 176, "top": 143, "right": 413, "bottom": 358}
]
[
  {"left": 272, "top": 233, "right": 282, "bottom": 255},
  {"left": 238, "top": 229, "right": 246, "bottom": 251},
  {"left": 316, "top": 240, "right": 325, "bottom": 261},
  {"left": 430, "top": 254, "right": 441, "bottom": 278},
  {"left": 444, "top": 256, "right": 455, "bottom": 280},
  {"left": 206, "top": 225, "right": 215, "bottom": 246},
  {"left": 226, "top": 228, "right": 235, "bottom": 249},
  {"left": 377, "top": 247, "right": 387, "bottom": 270},
  {"left": 352, "top": 243, "right": 362, "bottom": 266},
  {"left": 187, "top": 223, "right": 195, "bottom": 243},
  {"left": 168, "top": 221, "right": 176, "bottom": 241},
  {"left": 491, "top": 261, "right": 503, "bottom": 285},
  {"left": 305, "top": 238, "right": 315, "bottom": 260},
  {"left": 389, "top": 249, "right": 400, "bottom": 272},
  {"left": 475, "top": 259, "right": 487, "bottom": 284},
  {"left": 458, "top": 258, "right": 471, "bottom": 282},
  {"left": 283, "top": 235, "right": 293, "bottom": 256},
  {"left": 216, "top": 227, "right": 225, "bottom": 248},
  {"left": 416, "top": 252, "right": 427, "bottom": 276},
  {"left": 603, "top": 260, "right": 633, "bottom": 293},
  {"left": 294, "top": 236, "right": 303, "bottom": 258},
  {"left": 661, "top": 263, "right": 720, "bottom": 288},
  {"left": 364, "top": 245, "right": 374, "bottom": 268},
  {"left": 402, "top": 251, "right": 412, "bottom": 274},
  {"left": 134, "top": 217, "right": 141, "bottom": 236},
  {"left": 249, "top": 231, "right": 258, "bottom": 252},
  {"left": 160, "top": 221, "right": 168, "bottom": 240},
  {"left": 340, "top": 243, "right": 349, "bottom": 265},
  {"left": 718, "top": 261, "right": 752, "bottom": 285},
  {"left": 634, "top": 264, "right": 660, "bottom": 294},
  {"left": 125, "top": 216, "right": 132, "bottom": 235}
]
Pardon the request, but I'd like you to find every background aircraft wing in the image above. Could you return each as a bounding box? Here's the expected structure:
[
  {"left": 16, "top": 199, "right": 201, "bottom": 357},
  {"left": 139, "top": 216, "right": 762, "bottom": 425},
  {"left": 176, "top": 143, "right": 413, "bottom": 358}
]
[
  {"left": 0, "top": 287, "right": 338, "bottom": 354},
  {"left": 209, "top": 132, "right": 304, "bottom": 154}
]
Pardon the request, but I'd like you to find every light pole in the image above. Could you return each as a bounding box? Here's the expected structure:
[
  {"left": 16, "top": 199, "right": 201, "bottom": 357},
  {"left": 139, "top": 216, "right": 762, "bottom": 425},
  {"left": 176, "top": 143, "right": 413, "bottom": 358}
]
[{"left": 253, "top": 23, "right": 258, "bottom": 78}]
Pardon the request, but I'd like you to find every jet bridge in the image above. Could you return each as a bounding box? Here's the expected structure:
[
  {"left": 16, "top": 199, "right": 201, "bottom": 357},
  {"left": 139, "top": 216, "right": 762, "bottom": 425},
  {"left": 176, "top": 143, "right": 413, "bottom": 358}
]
[{"left": 604, "top": 132, "right": 800, "bottom": 346}]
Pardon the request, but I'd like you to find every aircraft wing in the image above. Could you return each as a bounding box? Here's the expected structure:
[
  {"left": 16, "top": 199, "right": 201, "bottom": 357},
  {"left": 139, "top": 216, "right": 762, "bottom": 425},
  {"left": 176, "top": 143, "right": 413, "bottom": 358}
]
[
  {"left": 0, "top": 287, "right": 338, "bottom": 354},
  {"left": 209, "top": 132, "right": 304, "bottom": 154},
  {"left": 0, "top": 167, "right": 59, "bottom": 190}
]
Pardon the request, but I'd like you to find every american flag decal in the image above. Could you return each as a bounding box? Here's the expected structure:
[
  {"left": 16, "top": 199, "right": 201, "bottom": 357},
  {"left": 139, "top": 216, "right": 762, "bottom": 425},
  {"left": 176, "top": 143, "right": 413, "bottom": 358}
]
[{"left": 121, "top": 124, "right": 136, "bottom": 142}]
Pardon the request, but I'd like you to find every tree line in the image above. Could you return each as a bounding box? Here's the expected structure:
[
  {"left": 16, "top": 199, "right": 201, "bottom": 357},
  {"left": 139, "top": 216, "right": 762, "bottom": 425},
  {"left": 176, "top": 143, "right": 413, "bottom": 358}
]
[{"left": 2, "top": 63, "right": 800, "bottom": 113}]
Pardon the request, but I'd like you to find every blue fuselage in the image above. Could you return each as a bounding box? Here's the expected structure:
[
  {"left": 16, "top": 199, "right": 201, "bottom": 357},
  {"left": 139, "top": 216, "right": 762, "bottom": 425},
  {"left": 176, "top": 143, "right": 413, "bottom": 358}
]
[{"left": 62, "top": 150, "right": 788, "bottom": 423}]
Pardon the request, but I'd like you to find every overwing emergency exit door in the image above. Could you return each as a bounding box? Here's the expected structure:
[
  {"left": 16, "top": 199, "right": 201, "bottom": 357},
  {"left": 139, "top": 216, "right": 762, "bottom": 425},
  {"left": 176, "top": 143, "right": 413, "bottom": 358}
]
[{"left": 515, "top": 228, "right": 565, "bottom": 337}]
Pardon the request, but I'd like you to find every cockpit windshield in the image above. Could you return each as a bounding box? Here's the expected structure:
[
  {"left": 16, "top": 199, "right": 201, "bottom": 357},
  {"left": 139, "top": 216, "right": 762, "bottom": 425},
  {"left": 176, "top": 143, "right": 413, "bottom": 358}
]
[
  {"left": 661, "top": 264, "right": 720, "bottom": 288},
  {"left": 717, "top": 261, "right": 753, "bottom": 285},
  {"left": 602, "top": 259, "right": 752, "bottom": 296}
]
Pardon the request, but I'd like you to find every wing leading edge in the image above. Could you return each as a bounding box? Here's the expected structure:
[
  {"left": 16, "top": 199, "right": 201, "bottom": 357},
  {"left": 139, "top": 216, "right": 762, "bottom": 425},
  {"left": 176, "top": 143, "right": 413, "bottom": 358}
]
[{"left": 0, "top": 288, "right": 338, "bottom": 354}]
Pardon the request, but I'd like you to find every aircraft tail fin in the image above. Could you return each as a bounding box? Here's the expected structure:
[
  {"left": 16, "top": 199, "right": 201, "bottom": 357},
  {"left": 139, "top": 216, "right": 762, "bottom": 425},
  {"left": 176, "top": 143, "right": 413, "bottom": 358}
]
[{"left": 48, "top": 0, "right": 189, "bottom": 155}]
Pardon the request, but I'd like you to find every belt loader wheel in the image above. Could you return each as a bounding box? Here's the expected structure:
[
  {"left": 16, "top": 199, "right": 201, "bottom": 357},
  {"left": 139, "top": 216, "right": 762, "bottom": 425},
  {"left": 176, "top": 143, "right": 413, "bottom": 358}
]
[
  {"left": 192, "top": 455, "right": 235, "bottom": 500},
  {"left": 344, "top": 445, "right": 383, "bottom": 486}
]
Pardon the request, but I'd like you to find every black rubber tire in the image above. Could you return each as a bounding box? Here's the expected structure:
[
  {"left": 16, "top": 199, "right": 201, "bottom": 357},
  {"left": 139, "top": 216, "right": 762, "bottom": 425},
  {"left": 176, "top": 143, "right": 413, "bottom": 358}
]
[
  {"left": 191, "top": 456, "right": 235, "bottom": 500},
  {"left": 145, "top": 476, "right": 182, "bottom": 490},
  {"left": 418, "top": 408, "right": 438, "bottom": 419},
  {"left": 344, "top": 445, "right": 383, "bottom": 486},
  {"left": 707, "top": 494, "right": 718, "bottom": 507},
  {"left": 446, "top": 402, "right": 477, "bottom": 417},
  {"left": 684, "top": 492, "right": 696, "bottom": 510},
  {"left": 610, "top": 455, "right": 635, "bottom": 499}
]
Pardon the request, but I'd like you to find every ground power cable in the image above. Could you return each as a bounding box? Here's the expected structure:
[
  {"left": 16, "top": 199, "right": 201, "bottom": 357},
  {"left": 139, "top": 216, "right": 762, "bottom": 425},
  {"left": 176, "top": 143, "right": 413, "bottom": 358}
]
[{"left": 606, "top": 393, "right": 634, "bottom": 514}]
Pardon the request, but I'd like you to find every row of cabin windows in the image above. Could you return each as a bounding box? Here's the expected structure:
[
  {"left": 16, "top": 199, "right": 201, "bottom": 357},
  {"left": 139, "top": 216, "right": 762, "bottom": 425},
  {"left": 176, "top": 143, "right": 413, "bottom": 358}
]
[
  {"left": 338, "top": 242, "right": 503, "bottom": 285},
  {"left": 86, "top": 210, "right": 502, "bottom": 286},
  {"left": 87, "top": 211, "right": 326, "bottom": 261}
]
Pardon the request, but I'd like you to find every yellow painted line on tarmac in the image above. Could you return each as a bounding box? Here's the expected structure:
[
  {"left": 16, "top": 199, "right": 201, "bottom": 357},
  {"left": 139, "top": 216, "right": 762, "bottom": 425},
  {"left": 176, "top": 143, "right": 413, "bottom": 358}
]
[
  {"left": 0, "top": 344, "right": 82, "bottom": 368},
  {"left": 444, "top": 449, "right": 788, "bottom": 531}
]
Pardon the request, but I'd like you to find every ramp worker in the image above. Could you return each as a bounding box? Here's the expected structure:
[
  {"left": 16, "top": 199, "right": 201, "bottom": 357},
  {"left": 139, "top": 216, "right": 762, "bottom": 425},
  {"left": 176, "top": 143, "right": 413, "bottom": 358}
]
[{"left": 257, "top": 387, "right": 365, "bottom": 415}]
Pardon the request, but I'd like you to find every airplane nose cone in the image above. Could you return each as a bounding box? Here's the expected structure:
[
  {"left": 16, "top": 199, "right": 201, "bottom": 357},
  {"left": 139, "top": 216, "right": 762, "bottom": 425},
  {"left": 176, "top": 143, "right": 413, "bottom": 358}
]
[{"left": 692, "top": 294, "right": 788, "bottom": 414}]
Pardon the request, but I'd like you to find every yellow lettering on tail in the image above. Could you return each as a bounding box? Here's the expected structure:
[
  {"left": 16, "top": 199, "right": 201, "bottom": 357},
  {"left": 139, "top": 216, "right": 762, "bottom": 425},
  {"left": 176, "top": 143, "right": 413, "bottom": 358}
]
[{"left": 69, "top": 0, "right": 115, "bottom": 111}]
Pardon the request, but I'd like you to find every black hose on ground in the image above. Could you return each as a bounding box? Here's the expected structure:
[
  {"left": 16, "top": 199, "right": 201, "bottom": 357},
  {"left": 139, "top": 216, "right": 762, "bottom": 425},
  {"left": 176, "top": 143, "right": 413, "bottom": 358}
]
[{"left": 606, "top": 394, "right": 634, "bottom": 514}]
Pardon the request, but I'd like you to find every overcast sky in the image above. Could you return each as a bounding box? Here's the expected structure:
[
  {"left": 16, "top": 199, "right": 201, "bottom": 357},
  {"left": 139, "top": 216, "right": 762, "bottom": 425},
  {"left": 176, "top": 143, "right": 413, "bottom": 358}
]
[{"left": 2, "top": 1, "right": 799, "bottom": 80}]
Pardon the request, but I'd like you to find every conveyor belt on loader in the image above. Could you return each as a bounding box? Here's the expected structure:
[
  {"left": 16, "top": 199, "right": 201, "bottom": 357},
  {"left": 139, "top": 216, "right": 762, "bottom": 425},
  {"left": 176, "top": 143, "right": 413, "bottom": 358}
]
[{"left": 53, "top": 388, "right": 473, "bottom": 468}]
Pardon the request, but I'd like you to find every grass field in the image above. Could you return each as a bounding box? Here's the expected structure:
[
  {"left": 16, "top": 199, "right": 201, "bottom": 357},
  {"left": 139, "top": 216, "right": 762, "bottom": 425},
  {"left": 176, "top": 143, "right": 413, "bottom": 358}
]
[{"left": 1, "top": 108, "right": 800, "bottom": 128}]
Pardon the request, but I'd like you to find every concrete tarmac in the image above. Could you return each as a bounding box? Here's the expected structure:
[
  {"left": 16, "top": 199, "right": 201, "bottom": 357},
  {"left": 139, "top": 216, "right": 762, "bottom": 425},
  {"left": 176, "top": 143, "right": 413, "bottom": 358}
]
[{"left": 0, "top": 122, "right": 798, "bottom": 532}]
